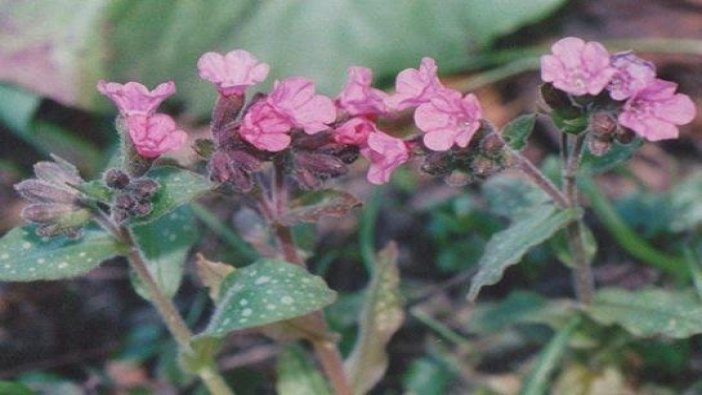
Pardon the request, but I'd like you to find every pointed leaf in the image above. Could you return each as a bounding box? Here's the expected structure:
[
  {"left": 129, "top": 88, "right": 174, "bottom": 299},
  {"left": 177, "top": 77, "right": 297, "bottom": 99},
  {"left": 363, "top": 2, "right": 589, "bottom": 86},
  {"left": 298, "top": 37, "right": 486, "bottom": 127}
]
[
  {"left": 0, "top": 226, "right": 124, "bottom": 281},
  {"left": 195, "top": 253, "right": 235, "bottom": 302},
  {"left": 132, "top": 166, "right": 213, "bottom": 225},
  {"left": 276, "top": 344, "right": 332, "bottom": 395},
  {"left": 482, "top": 174, "right": 551, "bottom": 219},
  {"left": 581, "top": 139, "right": 643, "bottom": 174},
  {"left": 521, "top": 316, "right": 581, "bottom": 395},
  {"left": 131, "top": 205, "right": 197, "bottom": 298},
  {"left": 586, "top": 288, "right": 702, "bottom": 339},
  {"left": 502, "top": 114, "right": 536, "bottom": 151},
  {"left": 468, "top": 206, "right": 581, "bottom": 301},
  {"left": 280, "top": 189, "right": 361, "bottom": 226},
  {"left": 205, "top": 259, "right": 336, "bottom": 336},
  {"left": 345, "top": 242, "right": 405, "bottom": 395}
]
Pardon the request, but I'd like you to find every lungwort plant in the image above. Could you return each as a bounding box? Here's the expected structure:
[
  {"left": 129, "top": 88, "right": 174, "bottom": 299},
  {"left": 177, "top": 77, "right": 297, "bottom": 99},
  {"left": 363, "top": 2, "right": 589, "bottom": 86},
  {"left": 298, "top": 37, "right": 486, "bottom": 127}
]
[{"left": 1, "top": 37, "right": 699, "bottom": 394}]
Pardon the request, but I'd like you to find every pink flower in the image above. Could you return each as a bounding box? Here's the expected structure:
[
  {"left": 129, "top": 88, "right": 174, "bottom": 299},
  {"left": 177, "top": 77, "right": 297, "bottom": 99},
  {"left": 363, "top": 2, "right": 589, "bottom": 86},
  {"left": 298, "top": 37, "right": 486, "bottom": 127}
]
[
  {"left": 607, "top": 51, "right": 656, "bottom": 101},
  {"left": 618, "top": 79, "right": 696, "bottom": 141},
  {"left": 361, "top": 132, "right": 409, "bottom": 185},
  {"left": 414, "top": 88, "right": 483, "bottom": 151},
  {"left": 336, "top": 66, "right": 389, "bottom": 116},
  {"left": 239, "top": 101, "right": 293, "bottom": 152},
  {"left": 386, "top": 57, "right": 444, "bottom": 111},
  {"left": 97, "top": 80, "right": 176, "bottom": 116},
  {"left": 540, "top": 37, "right": 616, "bottom": 96},
  {"left": 267, "top": 77, "right": 336, "bottom": 134},
  {"left": 334, "top": 116, "right": 377, "bottom": 145},
  {"left": 126, "top": 114, "right": 188, "bottom": 158},
  {"left": 197, "top": 50, "right": 270, "bottom": 96}
]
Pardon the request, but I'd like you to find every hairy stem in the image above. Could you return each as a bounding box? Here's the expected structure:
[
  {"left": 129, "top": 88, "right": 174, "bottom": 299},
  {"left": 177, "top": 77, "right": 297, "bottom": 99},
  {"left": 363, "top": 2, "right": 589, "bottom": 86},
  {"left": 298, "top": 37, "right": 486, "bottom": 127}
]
[
  {"left": 562, "top": 134, "right": 594, "bottom": 305},
  {"left": 510, "top": 149, "right": 568, "bottom": 208},
  {"left": 313, "top": 341, "right": 353, "bottom": 395}
]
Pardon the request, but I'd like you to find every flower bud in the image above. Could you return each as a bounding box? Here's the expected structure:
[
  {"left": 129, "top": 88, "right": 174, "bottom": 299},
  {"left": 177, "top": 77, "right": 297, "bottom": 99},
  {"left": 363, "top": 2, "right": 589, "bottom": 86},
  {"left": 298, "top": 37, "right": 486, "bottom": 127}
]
[
  {"left": 21, "top": 203, "right": 74, "bottom": 223},
  {"left": 588, "top": 137, "right": 612, "bottom": 156},
  {"left": 590, "top": 112, "right": 617, "bottom": 140},
  {"left": 421, "top": 152, "right": 453, "bottom": 176},
  {"left": 34, "top": 157, "right": 82, "bottom": 187},
  {"left": 479, "top": 133, "right": 506, "bottom": 158},
  {"left": 104, "top": 169, "right": 131, "bottom": 189},
  {"left": 132, "top": 201, "right": 153, "bottom": 217},
  {"left": 130, "top": 178, "right": 160, "bottom": 199},
  {"left": 114, "top": 193, "right": 138, "bottom": 210},
  {"left": 615, "top": 128, "right": 637, "bottom": 145},
  {"left": 15, "top": 179, "right": 78, "bottom": 204}
]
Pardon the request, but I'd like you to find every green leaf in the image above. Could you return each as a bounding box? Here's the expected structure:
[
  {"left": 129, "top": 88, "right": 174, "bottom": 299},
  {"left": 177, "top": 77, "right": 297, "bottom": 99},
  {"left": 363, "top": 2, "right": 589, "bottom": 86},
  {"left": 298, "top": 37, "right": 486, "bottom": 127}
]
[
  {"left": 549, "top": 225, "right": 597, "bottom": 269},
  {"left": 552, "top": 364, "right": 628, "bottom": 395},
  {"left": 0, "top": 84, "right": 40, "bottom": 133},
  {"left": 204, "top": 259, "right": 336, "bottom": 336},
  {"left": 521, "top": 316, "right": 581, "bottom": 395},
  {"left": 132, "top": 166, "right": 213, "bottom": 225},
  {"left": 345, "top": 242, "right": 405, "bottom": 395},
  {"left": 587, "top": 288, "right": 702, "bottom": 339},
  {"left": 276, "top": 344, "right": 332, "bottom": 395},
  {"left": 0, "top": 226, "right": 124, "bottom": 281},
  {"left": 581, "top": 139, "right": 643, "bottom": 174},
  {"left": 280, "top": 189, "right": 361, "bottom": 226},
  {"left": 482, "top": 174, "right": 551, "bottom": 219},
  {"left": 402, "top": 358, "right": 453, "bottom": 395},
  {"left": 195, "top": 253, "right": 236, "bottom": 302},
  {"left": 669, "top": 173, "right": 702, "bottom": 232},
  {"left": 131, "top": 205, "right": 197, "bottom": 298},
  {"left": 502, "top": 114, "right": 536, "bottom": 151},
  {"left": 468, "top": 206, "right": 581, "bottom": 301},
  {"left": 76, "top": 180, "right": 113, "bottom": 203},
  {"left": 0, "top": 381, "right": 35, "bottom": 395}
]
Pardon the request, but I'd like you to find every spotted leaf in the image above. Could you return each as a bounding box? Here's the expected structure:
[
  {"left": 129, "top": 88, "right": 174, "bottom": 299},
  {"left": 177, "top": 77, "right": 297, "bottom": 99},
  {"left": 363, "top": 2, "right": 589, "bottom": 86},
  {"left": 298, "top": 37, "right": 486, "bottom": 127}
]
[
  {"left": 204, "top": 259, "right": 336, "bottom": 336},
  {"left": 0, "top": 226, "right": 125, "bottom": 281}
]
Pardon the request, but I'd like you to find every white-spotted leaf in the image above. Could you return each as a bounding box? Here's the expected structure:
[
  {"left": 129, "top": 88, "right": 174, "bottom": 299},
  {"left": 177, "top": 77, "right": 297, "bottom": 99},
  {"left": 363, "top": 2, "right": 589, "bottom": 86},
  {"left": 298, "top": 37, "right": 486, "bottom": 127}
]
[
  {"left": 587, "top": 288, "right": 702, "bottom": 339},
  {"left": 132, "top": 167, "right": 213, "bottom": 225},
  {"left": 205, "top": 259, "right": 336, "bottom": 336},
  {"left": 0, "top": 226, "right": 124, "bottom": 281},
  {"left": 468, "top": 206, "right": 581, "bottom": 301}
]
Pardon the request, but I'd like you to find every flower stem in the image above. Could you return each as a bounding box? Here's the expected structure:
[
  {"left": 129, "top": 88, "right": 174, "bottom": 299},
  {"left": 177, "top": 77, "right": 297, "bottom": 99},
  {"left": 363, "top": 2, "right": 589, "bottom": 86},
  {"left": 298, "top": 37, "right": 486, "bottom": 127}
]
[
  {"left": 95, "top": 214, "right": 236, "bottom": 395},
  {"left": 562, "top": 134, "right": 594, "bottom": 305},
  {"left": 509, "top": 149, "right": 568, "bottom": 208}
]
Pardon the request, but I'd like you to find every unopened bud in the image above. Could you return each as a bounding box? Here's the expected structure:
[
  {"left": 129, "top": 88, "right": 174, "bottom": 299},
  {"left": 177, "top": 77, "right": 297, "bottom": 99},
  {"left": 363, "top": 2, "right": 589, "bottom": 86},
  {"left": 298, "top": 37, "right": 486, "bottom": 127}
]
[
  {"left": 211, "top": 95, "right": 245, "bottom": 145},
  {"left": 590, "top": 112, "right": 617, "bottom": 139},
  {"left": 114, "top": 194, "right": 137, "bottom": 210},
  {"left": 15, "top": 179, "right": 77, "bottom": 204},
  {"left": 104, "top": 169, "right": 131, "bottom": 189},
  {"left": 480, "top": 133, "right": 506, "bottom": 158},
  {"left": 588, "top": 137, "right": 612, "bottom": 157},
  {"left": 112, "top": 208, "right": 129, "bottom": 224},
  {"left": 21, "top": 203, "right": 74, "bottom": 223},
  {"left": 470, "top": 156, "right": 498, "bottom": 177},
  {"left": 132, "top": 201, "right": 153, "bottom": 217},
  {"left": 131, "top": 178, "right": 160, "bottom": 199},
  {"left": 34, "top": 160, "right": 82, "bottom": 187},
  {"left": 421, "top": 152, "right": 453, "bottom": 176},
  {"left": 616, "top": 128, "right": 637, "bottom": 145}
]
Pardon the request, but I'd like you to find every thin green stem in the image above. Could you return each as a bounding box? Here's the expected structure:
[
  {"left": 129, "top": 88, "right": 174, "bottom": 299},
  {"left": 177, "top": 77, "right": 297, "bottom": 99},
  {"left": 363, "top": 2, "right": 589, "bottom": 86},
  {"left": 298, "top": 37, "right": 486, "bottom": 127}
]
[
  {"left": 509, "top": 149, "right": 568, "bottom": 208},
  {"left": 563, "top": 134, "right": 594, "bottom": 306},
  {"left": 359, "top": 190, "right": 382, "bottom": 274}
]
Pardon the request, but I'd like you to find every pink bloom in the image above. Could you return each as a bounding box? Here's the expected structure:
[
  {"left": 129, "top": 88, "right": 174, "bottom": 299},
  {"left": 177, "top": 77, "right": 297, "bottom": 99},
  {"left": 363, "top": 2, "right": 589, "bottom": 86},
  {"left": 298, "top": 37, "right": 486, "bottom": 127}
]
[
  {"left": 97, "top": 80, "right": 176, "bottom": 116},
  {"left": 126, "top": 114, "right": 188, "bottom": 158},
  {"left": 197, "top": 50, "right": 270, "bottom": 96},
  {"left": 414, "top": 88, "right": 483, "bottom": 151},
  {"left": 239, "top": 101, "right": 293, "bottom": 152},
  {"left": 267, "top": 77, "right": 336, "bottom": 134},
  {"left": 607, "top": 51, "right": 656, "bottom": 100},
  {"left": 386, "top": 57, "right": 444, "bottom": 111},
  {"left": 361, "top": 132, "right": 409, "bottom": 185},
  {"left": 336, "top": 66, "right": 389, "bottom": 116},
  {"left": 540, "top": 37, "right": 616, "bottom": 96},
  {"left": 334, "top": 116, "right": 377, "bottom": 146},
  {"left": 618, "top": 79, "right": 697, "bottom": 141}
]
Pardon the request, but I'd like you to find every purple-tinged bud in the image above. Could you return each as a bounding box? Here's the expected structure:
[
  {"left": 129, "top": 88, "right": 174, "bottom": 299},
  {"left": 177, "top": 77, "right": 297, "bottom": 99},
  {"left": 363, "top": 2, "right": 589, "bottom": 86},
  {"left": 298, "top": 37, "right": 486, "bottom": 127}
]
[
  {"left": 114, "top": 194, "right": 138, "bottom": 210},
  {"left": 540, "top": 83, "right": 574, "bottom": 113},
  {"left": 21, "top": 203, "right": 74, "bottom": 223},
  {"left": 470, "top": 156, "right": 498, "bottom": 177},
  {"left": 211, "top": 94, "right": 245, "bottom": 143},
  {"left": 480, "top": 133, "right": 506, "bottom": 158},
  {"left": 292, "top": 152, "right": 348, "bottom": 190},
  {"left": 590, "top": 112, "right": 617, "bottom": 140},
  {"left": 588, "top": 137, "right": 612, "bottom": 156},
  {"left": 616, "top": 128, "right": 637, "bottom": 145},
  {"left": 34, "top": 159, "right": 82, "bottom": 187},
  {"left": 104, "top": 169, "right": 131, "bottom": 189},
  {"left": 421, "top": 152, "right": 453, "bottom": 176},
  {"left": 112, "top": 208, "right": 129, "bottom": 224},
  {"left": 132, "top": 201, "right": 153, "bottom": 217},
  {"left": 130, "top": 178, "right": 160, "bottom": 199},
  {"left": 14, "top": 179, "right": 78, "bottom": 204}
]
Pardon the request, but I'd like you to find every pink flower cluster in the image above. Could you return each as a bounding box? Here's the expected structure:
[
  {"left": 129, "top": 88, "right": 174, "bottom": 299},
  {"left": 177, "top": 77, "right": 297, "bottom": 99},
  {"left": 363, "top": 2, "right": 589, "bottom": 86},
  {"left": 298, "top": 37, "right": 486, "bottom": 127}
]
[
  {"left": 541, "top": 37, "right": 696, "bottom": 141},
  {"left": 97, "top": 81, "right": 187, "bottom": 158}
]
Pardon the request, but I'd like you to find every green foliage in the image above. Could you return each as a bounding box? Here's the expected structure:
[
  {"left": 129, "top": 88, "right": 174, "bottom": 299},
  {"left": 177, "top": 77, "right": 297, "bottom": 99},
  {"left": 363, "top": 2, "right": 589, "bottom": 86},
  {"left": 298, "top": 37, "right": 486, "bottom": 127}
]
[
  {"left": 502, "top": 114, "right": 536, "bottom": 151},
  {"left": 587, "top": 288, "right": 702, "bottom": 339},
  {"left": 345, "top": 242, "right": 405, "bottom": 395},
  {"left": 402, "top": 358, "right": 454, "bottom": 395},
  {"left": 482, "top": 175, "right": 551, "bottom": 219},
  {"left": 0, "top": 226, "right": 124, "bottom": 281},
  {"left": 468, "top": 206, "right": 581, "bottom": 301},
  {"left": 669, "top": 173, "right": 702, "bottom": 232},
  {"left": 132, "top": 166, "right": 213, "bottom": 225},
  {"left": 0, "top": 84, "right": 40, "bottom": 133},
  {"left": 0, "top": 381, "right": 35, "bottom": 395},
  {"left": 281, "top": 189, "right": 361, "bottom": 226},
  {"left": 276, "top": 345, "right": 331, "bottom": 395},
  {"left": 131, "top": 206, "right": 197, "bottom": 298},
  {"left": 521, "top": 316, "right": 581, "bottom": 395},
  {"left": 204, "top": 259, "right": 336, "bottom": 336}
]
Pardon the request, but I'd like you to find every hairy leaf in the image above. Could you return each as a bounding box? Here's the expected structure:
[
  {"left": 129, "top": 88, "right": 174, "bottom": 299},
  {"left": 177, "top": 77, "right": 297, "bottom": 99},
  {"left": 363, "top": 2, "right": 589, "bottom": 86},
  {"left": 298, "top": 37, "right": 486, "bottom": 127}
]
[
  {"left": 468, "top": 206, "right": 581, "bottom": 301},
  {"left": 0, "top": 226, "right": 124, "bottom": 281},
  {"left": 205, "top": 259, "right": 336, "bottom": 336},
  {"left": 482, "top": 174, "right": 551, "bottom": 219},
  {"left": 195, "top": 253, "right": 235, "bottom": 302},
  {"left": 276, "top": 344, "right": 331, "bottom": 395},
  {"left": 345, "top": 242, "right": 405, "bottom": 395},
  {"left": 587, "top": 288, "right": 702, "bottom": 339},
  {"left": 581, "top": 139, "right": 643, "bottom": 174},
  {"left": 502, "top": 114, "right": 536, "bottom": 151}
]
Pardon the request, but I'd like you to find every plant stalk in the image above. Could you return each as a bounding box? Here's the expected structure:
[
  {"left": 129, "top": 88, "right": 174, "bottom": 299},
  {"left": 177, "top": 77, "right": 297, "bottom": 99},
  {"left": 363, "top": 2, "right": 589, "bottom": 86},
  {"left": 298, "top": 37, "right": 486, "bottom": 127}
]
[
  {"left": 510, "top": 149, "right": 568, "bottom": 208},
  {"left": 562, "top": 134, "right": 594, "bottom": 305}
]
